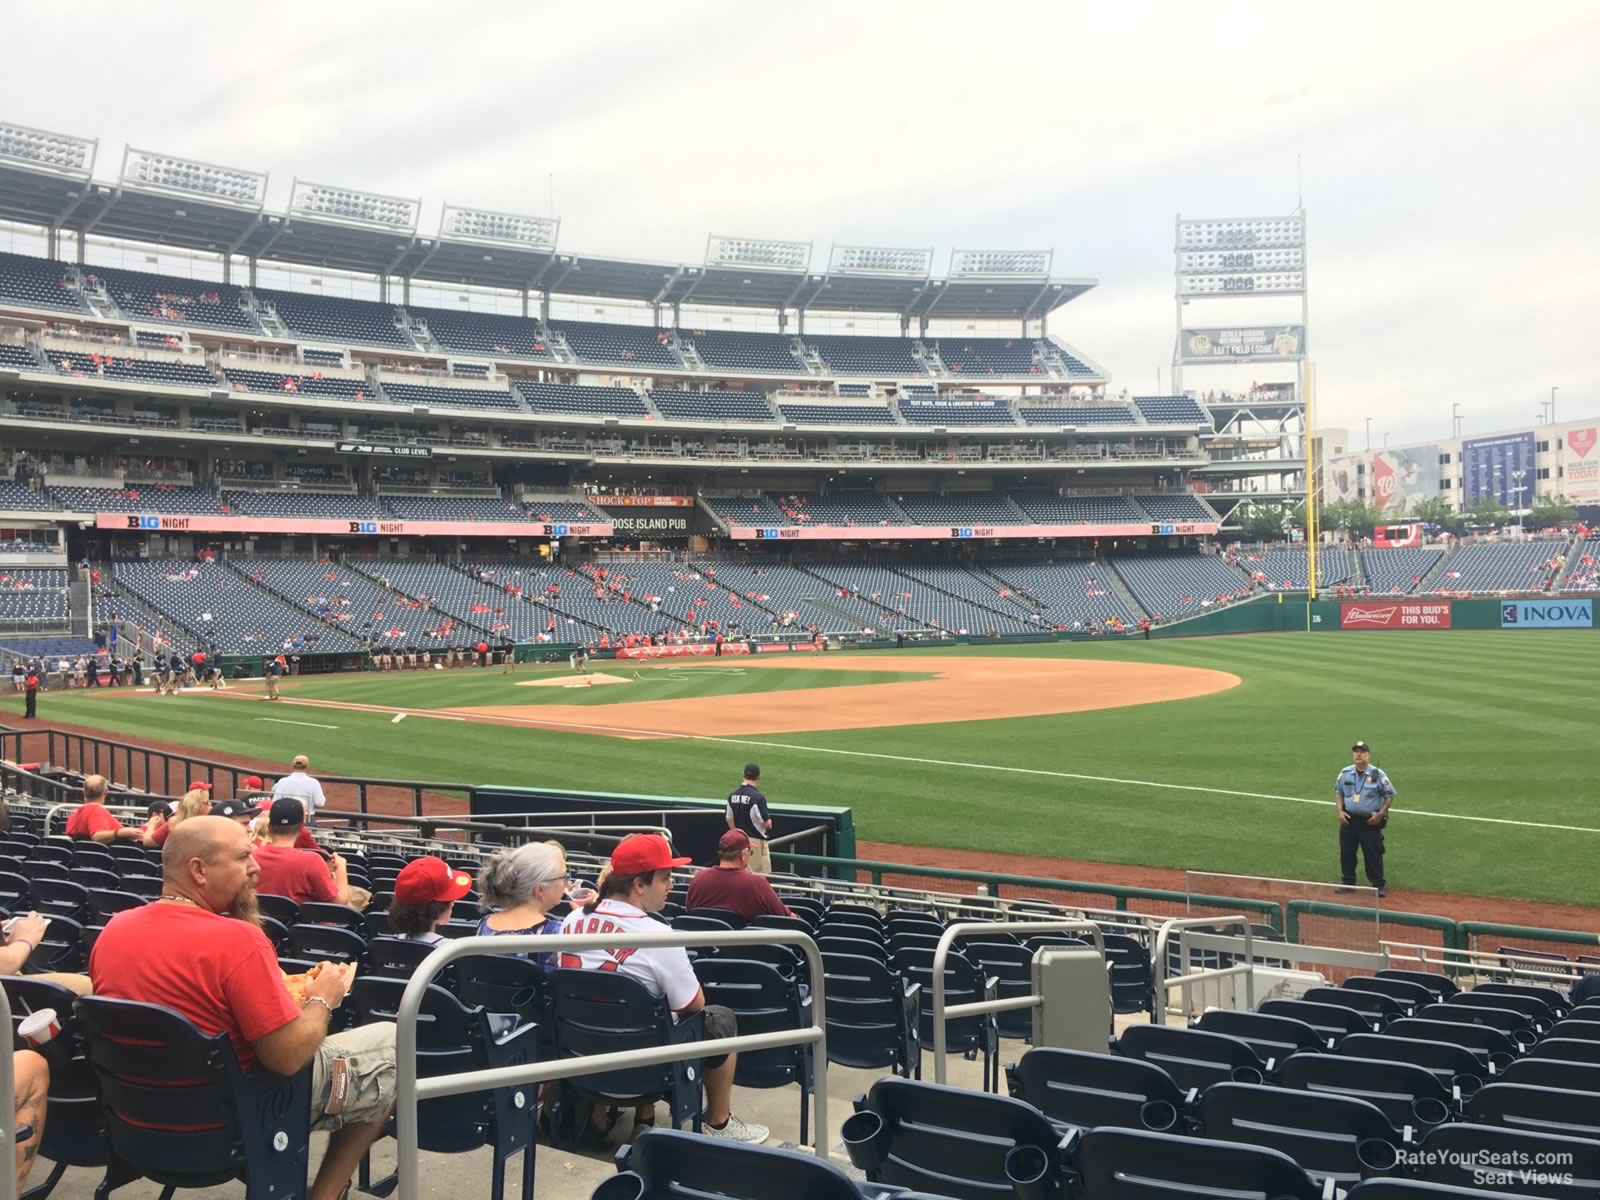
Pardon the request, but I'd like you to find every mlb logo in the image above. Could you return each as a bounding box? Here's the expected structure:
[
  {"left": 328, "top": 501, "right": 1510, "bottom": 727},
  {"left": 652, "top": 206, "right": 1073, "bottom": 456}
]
[{"left": 1502, "top": 604, "right": 1517, "bottom": 624}]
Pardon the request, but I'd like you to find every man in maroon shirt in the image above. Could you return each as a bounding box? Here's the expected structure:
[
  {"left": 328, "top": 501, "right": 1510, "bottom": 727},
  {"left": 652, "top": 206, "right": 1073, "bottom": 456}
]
[
  {"left": 684, "top": 831, "right": 793, "bottom": 920},
  {"left": 63, "top": 775, "right": 144, "bottom": 843},
  {"left": 253, "top": 798, "right": 361, "bottom": 908}
]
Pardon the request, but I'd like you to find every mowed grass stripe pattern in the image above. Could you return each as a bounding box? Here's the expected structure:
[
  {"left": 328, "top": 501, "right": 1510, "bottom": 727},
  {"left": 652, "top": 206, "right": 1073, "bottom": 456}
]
[{"left": 3, "top": 631, "right": 1594, "bottom": 905}]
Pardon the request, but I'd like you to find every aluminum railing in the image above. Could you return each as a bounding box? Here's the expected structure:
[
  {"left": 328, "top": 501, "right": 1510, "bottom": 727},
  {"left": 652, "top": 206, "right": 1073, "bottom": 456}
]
[
  {"left": 931, "top": 918, "right": 1104, "bottom": 1084},
  {"left": 394, "top": 928, "right": 828, "bottom": 1200},
  {"left": 1152, "top": 915, "right": 1255, "bottom": 1024}
]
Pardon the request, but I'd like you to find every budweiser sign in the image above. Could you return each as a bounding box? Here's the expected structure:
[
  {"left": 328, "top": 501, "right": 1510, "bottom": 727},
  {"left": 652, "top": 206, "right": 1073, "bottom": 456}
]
[{"left": 1340, "top": 602, "right": 1453, "bottom": 630}]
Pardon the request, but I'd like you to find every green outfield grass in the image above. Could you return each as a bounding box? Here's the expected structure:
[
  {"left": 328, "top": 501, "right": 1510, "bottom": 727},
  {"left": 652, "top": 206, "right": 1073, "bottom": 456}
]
[{"left": 4, "top": 631, "right": 1595, "bottom": 905}]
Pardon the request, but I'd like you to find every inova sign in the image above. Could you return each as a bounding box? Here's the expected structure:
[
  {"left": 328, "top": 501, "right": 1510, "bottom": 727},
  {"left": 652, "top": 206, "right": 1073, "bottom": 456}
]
[{"left": 1500, "top": 600, "right": 1595, "bottom": 629}]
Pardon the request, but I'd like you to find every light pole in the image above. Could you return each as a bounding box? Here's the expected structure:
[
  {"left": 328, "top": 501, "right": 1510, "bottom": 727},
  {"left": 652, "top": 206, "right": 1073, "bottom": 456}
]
[
  {"left": 1451, "top": 401, "right": 1461, "bottom": 439},
  {"left": 1551, "top": 386, "right": 1559, "bottom": 426},
  {"left": 1365, "top": 417, "right": 1372, "bottom": 451},
  {"left": 1383, "top": 433, "right": 1390, "bottom": 448}
]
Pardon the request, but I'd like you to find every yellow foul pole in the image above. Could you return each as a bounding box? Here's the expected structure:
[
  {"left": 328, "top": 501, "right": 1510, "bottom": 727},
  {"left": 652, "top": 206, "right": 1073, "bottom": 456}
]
[{"left": 1304, "top": 361, "right": 1319, "bottom": 625}]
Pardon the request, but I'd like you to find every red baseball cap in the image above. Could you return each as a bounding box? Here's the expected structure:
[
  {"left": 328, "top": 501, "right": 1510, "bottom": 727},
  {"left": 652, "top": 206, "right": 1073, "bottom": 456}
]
[
  {"left": 394, "top": 856, "right": 474, "bottom": 906},
  {"left": 610, "top": 833, "right": 691, "bottom": 875},
  {"left": 242, "top": 775, "right": 265, "bottom": 790},
  {"left": 188, "top": 780, "right": 213, "bottom": 792}
]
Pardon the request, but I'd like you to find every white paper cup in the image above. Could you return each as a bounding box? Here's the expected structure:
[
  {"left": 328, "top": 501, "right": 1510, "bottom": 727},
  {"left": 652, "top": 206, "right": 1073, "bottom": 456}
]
[{"left": 18, "top": 1008, "right": 60, "bottom": 1048}]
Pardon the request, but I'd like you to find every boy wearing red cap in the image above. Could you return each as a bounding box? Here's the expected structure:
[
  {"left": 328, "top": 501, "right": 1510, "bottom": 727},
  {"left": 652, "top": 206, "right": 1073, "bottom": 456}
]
[
  {"left": 386, "top": 858, "right": 472, "bottom": 943},
  {"left": 558, "top": 834, "right": 768, "bottom": 1145}
]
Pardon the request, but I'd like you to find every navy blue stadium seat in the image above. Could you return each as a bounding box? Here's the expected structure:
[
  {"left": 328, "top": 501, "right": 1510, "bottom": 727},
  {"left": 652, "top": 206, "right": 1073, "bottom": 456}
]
[
  {"left": 4, "top": 977, "right": 108, "bottom": 1199},
  {"left": 601, "top": 1127, "right": 899, "bottom": 1200},
  {"left": 1409, "top": 1123, "right": 1600, "bottom": 1197},
  {"left": 1194, "top": 1082, "right": 1408, "bottom": 1185},
  {"left": 1115, "top": 1025, "right": 1271, "bottom": 1091},
  {"left": 74, "top": 996, "right": 312, "bottom": 1199},
  {"left": 1192, "top": 1008, "right": 1332, "bottom": 1057},
  {"left": 1070, "top": 1127, "right": 1327, "bottom": 1200},
  {"left": 1376, "top": 969, "right": 1459, "bottom": 1000},
  {"left": 820, "top": 952, "right": 920, "bottom": 1078},
  {"left": 1261, "top": 997, "right": 1379, "bottom": 1040},
  {"left": 1277, "top": 1052, "right": 1457, "bottom": 1131},
  {"left": 1468, "top": 1081, "right": 1600, "bottom": 1141},
  {"left": 843, "top": 1076, "right": 1065, "bottom": 1200},
  {"left": 693, "top": 958, "right": 814, "bottom": 1144},
  {"left": 1005, "top": 1046, "right": 1191, "bottom": 1134}
]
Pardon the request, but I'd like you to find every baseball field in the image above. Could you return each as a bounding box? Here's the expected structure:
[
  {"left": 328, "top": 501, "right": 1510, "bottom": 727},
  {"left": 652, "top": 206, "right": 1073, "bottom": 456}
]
[{"left": 3, "top": 630, "right": 1594, "bottom": 907}]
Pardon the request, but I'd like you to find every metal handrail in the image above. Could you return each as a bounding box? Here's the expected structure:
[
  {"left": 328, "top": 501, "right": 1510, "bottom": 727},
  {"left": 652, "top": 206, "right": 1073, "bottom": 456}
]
[
  {"left": 0, "top": 983, "right": 13, "bottom": 1200},
  {"left": 1152, "top": 915, "right": 1255, "bottom": 1024},
  {"left": 930, "top": 918, "right": 1104, "bottom": 1084},
  {"left": 394, "top": 928, "right": 828, "bottom": 1200}
]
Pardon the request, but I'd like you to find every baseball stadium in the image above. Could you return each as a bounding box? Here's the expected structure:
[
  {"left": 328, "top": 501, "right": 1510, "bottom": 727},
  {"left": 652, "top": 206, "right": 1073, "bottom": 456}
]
[{"left": 1, "top": 54, "right": 1599, "bottom": 1200}]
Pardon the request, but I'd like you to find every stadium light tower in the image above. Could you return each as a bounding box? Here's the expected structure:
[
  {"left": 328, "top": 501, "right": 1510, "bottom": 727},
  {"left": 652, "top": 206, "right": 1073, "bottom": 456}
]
[{"left": 1551, "top": 385, "right": 1559, "bottom": 424}]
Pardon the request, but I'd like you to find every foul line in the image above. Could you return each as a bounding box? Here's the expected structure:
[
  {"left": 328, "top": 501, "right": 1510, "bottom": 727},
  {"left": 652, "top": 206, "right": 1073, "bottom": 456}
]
[
  {"left": 229, "top": 694, "right": 1600, "bottom": 835},
  {"left": 258, "top": 717, "right": 340, "bottom": 730}
]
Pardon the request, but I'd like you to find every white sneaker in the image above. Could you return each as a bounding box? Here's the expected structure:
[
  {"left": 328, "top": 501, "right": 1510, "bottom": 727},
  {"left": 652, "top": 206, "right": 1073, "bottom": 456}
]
[{"left": 704, "top": 1113, "right": 769, "bottom": 1144}]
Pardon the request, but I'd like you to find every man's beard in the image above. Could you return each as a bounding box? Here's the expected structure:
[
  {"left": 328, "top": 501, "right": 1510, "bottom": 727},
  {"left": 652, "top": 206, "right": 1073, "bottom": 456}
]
[{"left": 227, "top": 881, "right": 262, "bottom": 927}]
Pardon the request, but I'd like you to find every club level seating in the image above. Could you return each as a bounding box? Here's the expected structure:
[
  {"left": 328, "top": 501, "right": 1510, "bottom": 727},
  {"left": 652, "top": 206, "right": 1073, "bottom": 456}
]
[
  {"left": 0, "top": 343, "right": 41, "bottom": 369},
  {"left": 648, "top": 390, "right": 776, "bottom": 423},
  {"left": 378, "top": 495, "right": 533, "bottom": 522},
  {"left": 521, "top": 500, "right": 602, "bottom": 522},
  {"left": 301, "top": 348, "right": 345, "bottom": 365},
  {"left": 680, "top": 329, "right": 805, "bottom": 374},
  {"left": 982, "top": 558, "right": 1138, "bottom": 626},
  {"left": 548, "top": 318, "right": 681, "bottom": 368},
  {"left": 1114, "top": 553, "right": 1253, "bottom": 619},
  {"left": 1363, "top": 547, "right": 1446, "bottom": 594},
  {"left": 777, "top": 402, "right": 896, "bottom": 425},
  {"left": 255, "top": 289, "right": 413, "bottom": 349},
  {"left": 79, "top": 264, "right": 257, "bottom": 333},
  {"left": 242, "top": 559, "right": 481, "bottom": 648},
  {"left": 222, "top": 368, "right": 375, "bottom": 400},
  {"left": 0, "top": 481, "right": 59, "bottom": 510},
  {"left": 1011, "top": 491, "right": 1146, "bottom": 524},
  {"left": 1431, "top": 542, "right": 1567, "bottom": 594},
  {"left": 932, "top": 337, "right": 1044, "bottom": 376},
  {"left": 836, "top": 383, "right": 873, "bottom": 397},
  {"left": 134, "top": 330, "right": 185, "bottom": 349},
  {"left": 0, "top": 569, "right": 68, "bottom": 624},
  {"left": 1054, "top": 347, "right": 1099, "bottom": 376},
  {"left": 703, "top": 495, "right": 789, "bottom": 526},
  {"left": 112, "top": 560, "right": 363, "bottom": 654},
  {"left": 1136, "top": 494, "right": 1219, "bottom": 523},
  {"left": 45, "top": 350, "right": 216, "bottom": 388},
  {"left": 1135, "top": 394, "right": 1209, "bottom": 424},
  {"left": 897, "top": 399, "right": 1018, "bottom": 426},
  {"left": 191, "top": 415, "right": 247, "bottom": 432},
  {"left": 1019, "top": 405, "right": 1136, "bottom": 425},
  {"left": 450, "top": 362, "right": 490, "bottom": 378},
  {"left": 768, "top": 492, "right": 907, "bottom": 526},
  {"left": 222, "top": 490, "right": 381, "bottom": 518},
  {"left": 410, "top": 305, "right": 554, "bottom": 360},
  {"left": 516, "top": 381, "right": 648, "bottom": 417},
  {"left": 807, "top": 334, "right": 926, "bottom": 376},
  {"left": 0, "top": 252, "right": 86, "bottom": 312},
  {"left": 888, "top": 491, "right": 1027, "bottom": 524},
  {"left": 48, "top": 486, "right": 224, "bottom": 514},
  {"left": 378, "top": 382, "right": 523, "bottom": 413}
]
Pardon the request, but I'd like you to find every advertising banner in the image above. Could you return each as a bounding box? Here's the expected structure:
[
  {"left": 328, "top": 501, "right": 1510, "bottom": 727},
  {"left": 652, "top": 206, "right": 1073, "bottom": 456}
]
[
  {"left": 614, "top": 643, "right": 751, "bottom": 659},
  {"left": 1500, "top": 599, "right": 1594, "bottom": 629},
  {"left": 98, "top": 514, "right": 614, "bottom": 538},
  {"left": 1340, "top": 601, "right": 1453, "bottom": 629},
  {"left": 1323, "top": 453, "right": 1366, "bottom": 506},
  {"left": 1373, "top": 523, "right": 1423, "bottom": 549},
  {"left": 597, "top": 495, "right": 696, "bottom": 507},
  {"left": 1372, "top": 445, "right": 1442, "bottom": 514},
  {"left": 1180, "top": 326, "right": 1306, "bottom": 362},
  {"left": 1563, "top": 426, "right": 1599, "bottom": 503},
  {"left": 1462, "top": 431, "right": 1536, "bottom": 508},
  {"left": 729, "top": 520, "right": 1216, "bottom": 542},
  {"left": 600, "top": 504, "right": 710, "bottom": 537}
]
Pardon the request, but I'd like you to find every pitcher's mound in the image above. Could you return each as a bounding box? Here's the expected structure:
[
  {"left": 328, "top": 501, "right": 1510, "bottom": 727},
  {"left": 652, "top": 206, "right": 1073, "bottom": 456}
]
[{"left": 517, "top": 673, "right": 630, "bottom": 689}]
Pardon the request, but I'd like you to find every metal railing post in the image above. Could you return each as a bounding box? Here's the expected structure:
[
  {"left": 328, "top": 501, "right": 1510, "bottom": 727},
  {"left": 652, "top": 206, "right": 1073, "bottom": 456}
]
[
  {"left": 394, "top": 928, "right": 828, "bottom": 1200},
  {"left": 1151, "top": 916, "right": 1255, "bottom": 1024},
  {"left": 931, "top": 918, "right": 1105, "bottom": 1085}
]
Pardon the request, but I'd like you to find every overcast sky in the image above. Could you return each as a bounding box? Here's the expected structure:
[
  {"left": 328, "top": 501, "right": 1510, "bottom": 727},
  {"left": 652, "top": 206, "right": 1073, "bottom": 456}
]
[{"left": 4, "top": 0, "right": 1598, "bottom": 446}]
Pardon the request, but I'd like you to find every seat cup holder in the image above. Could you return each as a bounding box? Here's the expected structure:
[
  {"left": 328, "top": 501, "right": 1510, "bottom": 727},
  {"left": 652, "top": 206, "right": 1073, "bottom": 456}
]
[
  {"left": 1230, "top": 1065, "right": 1264, "bottom": 1085},
  {"left": 590, "top": 1171, "right": 647, "bottom": 1200},
  {"left": 1412, "top": 1096, "right": 1451, "bottom": 1127},
  {"left": 842, "top": 1110, "right": 889, "bottom": 1172},
  {"left": 1452, "top": 1071, "right": 1484, "bottom": 1099},
  {"left": 1003, "top": 1143, "right": 1060, "bottom": 1200},
  {"left": 1355, "top": 1137, "right": 1399, "bottom": 1174},
  {"left": 1139, "top": 1099, "right": 1180, "bottom": 1132}
]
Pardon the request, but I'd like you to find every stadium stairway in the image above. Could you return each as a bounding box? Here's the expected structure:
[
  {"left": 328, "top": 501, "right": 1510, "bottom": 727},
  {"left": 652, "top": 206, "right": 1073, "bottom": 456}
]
[
  {"left": 446, "top": 561, "right": 635, "bottom": 639},
  {"left": 93, "top": 566, "right": 201, "bottom": 656},
  {"left": 568, "top": 563, "right": 696, "bottom": 631},
  {"left": 882, "top": 562, "right": 1034, "bottom": 628},
  {"left": 1102, "top": 560, "right": 1150, "bottom": 618},
  {"left": 1414, "top": 548, "right": 1458, "bottom": 593}
]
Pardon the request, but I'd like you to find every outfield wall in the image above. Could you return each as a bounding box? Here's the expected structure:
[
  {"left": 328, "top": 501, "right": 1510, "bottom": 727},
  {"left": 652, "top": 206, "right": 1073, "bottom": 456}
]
[{"left": 1149, "top": 596, "right": 1597, "bottom": 638}]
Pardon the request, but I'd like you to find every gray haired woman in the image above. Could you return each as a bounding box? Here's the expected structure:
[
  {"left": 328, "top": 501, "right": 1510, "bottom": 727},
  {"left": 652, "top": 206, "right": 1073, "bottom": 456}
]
[{"left": 476, "top": 841, "right": 569, "bottom": 970}]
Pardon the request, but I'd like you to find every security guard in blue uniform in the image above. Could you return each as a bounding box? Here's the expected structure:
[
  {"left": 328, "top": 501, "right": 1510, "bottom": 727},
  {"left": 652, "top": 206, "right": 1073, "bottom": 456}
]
[{"left": 1335, "top": 740, "right": 1395, "bottom": 896}]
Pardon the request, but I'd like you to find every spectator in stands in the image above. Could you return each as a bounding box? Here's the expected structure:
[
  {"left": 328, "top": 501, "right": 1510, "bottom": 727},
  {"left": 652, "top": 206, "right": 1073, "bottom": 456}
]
[
  {"left": 386, "top": 857, "right": 473, "bottom": 943},
  {"left": 255, "top": 798, "right": 364, "bottom": 908},
  {"left": 559, "top": 834, "right": 769, "bottom": 1144},
  {"left": 140, "top": 798, "right": 174, "bottom": 843},
  {"left": 146, "top": 785, "right": 212, "bottom": 848},
  {"left": 685, "top": 831, "right": 793, "bottom": 919},
  {"left": 271, "top": 754, "right": 327, "bottom": 824},
  {"left": 90, "top": 816, "right": 396, "bottom": 1200},
  {"left": 12, "top": 1050, "right": 47, "bottom": 1193},
  {"left": 64, "top": 775, "right": 143, "bottom": 841},
  {"left": 475, "top": 842, "right": 568, "bottom": 970}
]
